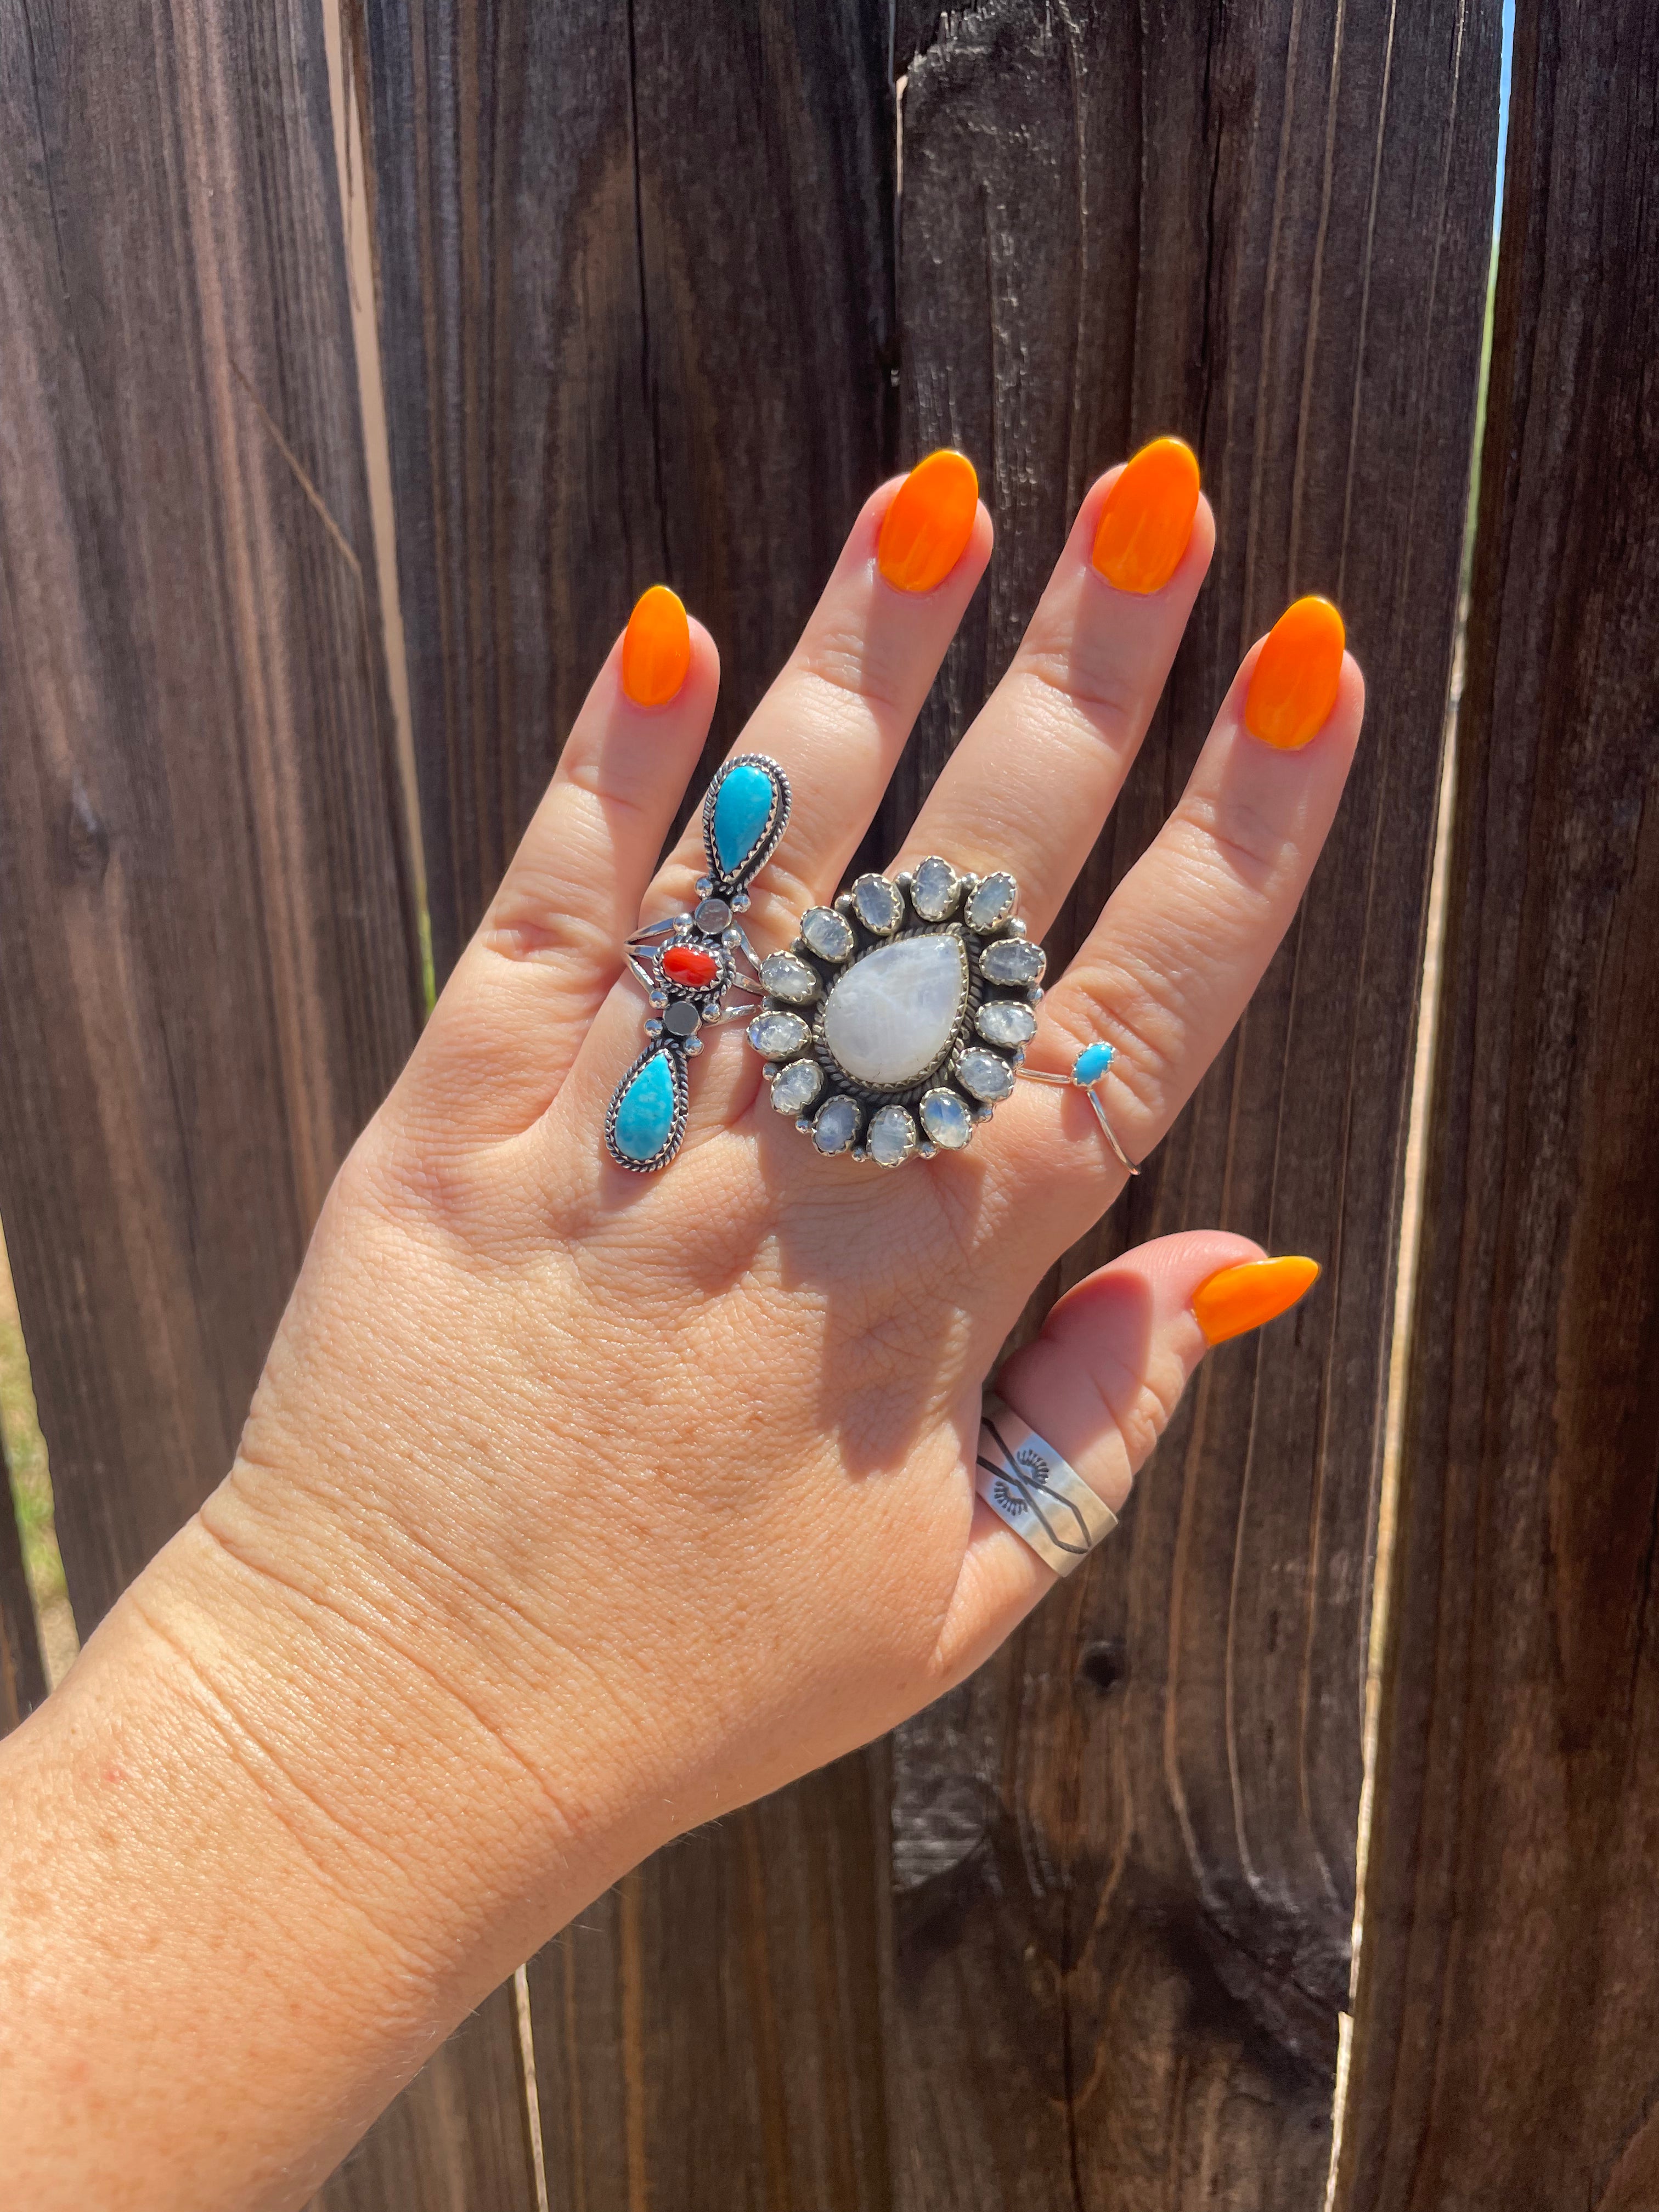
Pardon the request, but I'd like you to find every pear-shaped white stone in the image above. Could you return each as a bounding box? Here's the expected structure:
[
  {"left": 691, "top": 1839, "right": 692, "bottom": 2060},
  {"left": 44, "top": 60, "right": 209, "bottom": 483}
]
[{"left": 821, "top": 932, "right": 967, "bottom": 1087}]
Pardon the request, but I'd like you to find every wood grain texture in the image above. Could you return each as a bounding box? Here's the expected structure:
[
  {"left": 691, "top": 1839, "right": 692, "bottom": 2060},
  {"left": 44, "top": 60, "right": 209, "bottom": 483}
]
[
  {"left": 0, "top": 0, "right": 419, "bottom": 1628},
  {"left": 883, "top": 5, "right": 1499, "bottom": 2206},
  {"left": 0, "top": 3, "right": 531, "bottom": 2200},
  {"left": 309, "top": 1980, "right": 539, "bottom": 2212},
  {"left": 0, "top": 1443, "right": 47, "bottom": 1733},
  {"left": 531, "top": 1754, "right": 891, "bottom": 2212},
  {"left": 356, "top": 3, "right": 899, "bottom": 2201},
  {"left": 352, "top": 0, "right": 896, "bottom": 984},
  {"left": 1335, "top": 3, "right": 1659, "bottom": 2204}
]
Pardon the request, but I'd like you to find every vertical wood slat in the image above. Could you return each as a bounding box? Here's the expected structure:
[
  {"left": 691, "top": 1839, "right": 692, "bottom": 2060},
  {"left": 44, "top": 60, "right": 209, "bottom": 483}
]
[
  {"left": 882, "top": 5, "right": 1499, "bottom": 2207},
  {"left": 0, "top": 0, "right": 417, "bottom": 1629},
  {"left": 352, "top": 1, "right": 897, "bottom": 2203},
  {"left": 352, "top": 0, "right": 897, "bottom": 989},
  {"left": 0, "top": 4, "right": 534, "bottom": 2204},
  {"left": 1336, "top": 3, "right": 1659, "bottom": 2205}
]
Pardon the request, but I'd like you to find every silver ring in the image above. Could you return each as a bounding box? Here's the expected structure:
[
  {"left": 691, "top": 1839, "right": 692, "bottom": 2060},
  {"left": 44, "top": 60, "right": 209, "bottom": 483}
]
[
  {"left": 744, "top": 856, "right": 1047, "bottom": 1166},
  {"left": 975, "top": 1395, "right": 1118, "bottom": 1577},
  {"left": 605, "top": 753, "right": 791, "bottom": 1172},
  {"left": 1015, "top": 1041, "right": 1141, "bottom": 1174}
]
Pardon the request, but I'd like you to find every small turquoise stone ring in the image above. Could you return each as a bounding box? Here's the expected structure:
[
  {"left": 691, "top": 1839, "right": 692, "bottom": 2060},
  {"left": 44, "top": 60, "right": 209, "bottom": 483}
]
[
  {"left": 605, "top": 754, "right": 792, "bottom": 1172},
  {"left": 1017, "top": 1041, "right": 1141, "bottom": 1176}
]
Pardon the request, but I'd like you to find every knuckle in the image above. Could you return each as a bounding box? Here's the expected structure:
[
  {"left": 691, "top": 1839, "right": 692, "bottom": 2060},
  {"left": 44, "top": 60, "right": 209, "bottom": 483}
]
[
  {"left": 1048, "top": 956, "right": 1187, "bottom": 1122},
  {"left": 1011, "top": 653, "right": 1142, "bottom": 755},
  {"left": 1172, "top": 789, "right": 1300, "bottom": 898}
]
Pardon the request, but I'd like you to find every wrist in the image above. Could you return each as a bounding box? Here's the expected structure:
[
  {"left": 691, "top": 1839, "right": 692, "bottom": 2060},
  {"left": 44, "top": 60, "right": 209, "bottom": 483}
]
[{"left": 0, "top": 1496, "right": 652, "bottom": 2211}]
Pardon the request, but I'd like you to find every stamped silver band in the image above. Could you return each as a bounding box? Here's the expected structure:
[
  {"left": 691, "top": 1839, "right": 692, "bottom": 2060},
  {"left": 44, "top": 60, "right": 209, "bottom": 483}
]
[{"left": 975, "top": 1395, "right": 1118, "bottom": 1577}]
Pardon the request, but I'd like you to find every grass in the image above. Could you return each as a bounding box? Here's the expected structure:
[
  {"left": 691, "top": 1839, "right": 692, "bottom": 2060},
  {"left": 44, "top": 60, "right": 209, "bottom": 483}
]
[{"left": 1, "top": 1235, "right": 78, "bottom": 1689}]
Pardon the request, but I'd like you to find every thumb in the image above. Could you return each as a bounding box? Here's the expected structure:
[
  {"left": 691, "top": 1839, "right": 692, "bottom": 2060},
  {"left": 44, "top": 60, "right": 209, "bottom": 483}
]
[{"left": 934, "top": 1231, "right": 1321, "bottom": 1683}]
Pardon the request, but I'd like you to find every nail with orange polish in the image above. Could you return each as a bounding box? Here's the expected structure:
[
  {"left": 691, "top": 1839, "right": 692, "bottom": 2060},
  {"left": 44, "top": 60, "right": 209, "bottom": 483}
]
[
  {"left": 1244, "top": 596, "right": 1346, "bottom": 750},
  {"left": 1192, "top": 1256, "right": 1320, "bottom": 1345},
  {"left": 877, "top": 449, "right": 980, "bottom": 594},
  {"left": 621, "top": 584, "right": 691, "bottom": 707},
  {"left": 1091, "top": 436, "right": 1201, "bottom": 595}
]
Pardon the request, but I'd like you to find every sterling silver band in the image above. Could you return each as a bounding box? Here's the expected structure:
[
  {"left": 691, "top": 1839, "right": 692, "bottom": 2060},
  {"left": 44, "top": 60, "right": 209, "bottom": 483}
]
[{"left": 975, "top": 1395, "right": 1118, "bottom": 1577}]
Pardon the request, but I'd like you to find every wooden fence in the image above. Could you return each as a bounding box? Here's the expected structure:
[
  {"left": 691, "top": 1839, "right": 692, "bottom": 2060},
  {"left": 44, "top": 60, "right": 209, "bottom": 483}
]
[{"left": 1, "top": 0, "right": 1654, "bottom": 2204}]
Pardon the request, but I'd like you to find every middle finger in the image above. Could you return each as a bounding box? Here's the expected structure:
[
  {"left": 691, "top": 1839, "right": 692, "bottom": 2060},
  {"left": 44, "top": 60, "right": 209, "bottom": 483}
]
[{"left": 896, "top": 438, "right": 1214, "bottom": 940}]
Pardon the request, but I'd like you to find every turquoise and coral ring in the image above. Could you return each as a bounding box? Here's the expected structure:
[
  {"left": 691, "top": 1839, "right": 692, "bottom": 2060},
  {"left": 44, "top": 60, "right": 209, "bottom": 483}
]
[
  {"left": 1016, "top": 1041, "right": 1141, "bottom": 1175},
  {"left": 605, "top": 754, "right": 791, "bottom": 1172}
]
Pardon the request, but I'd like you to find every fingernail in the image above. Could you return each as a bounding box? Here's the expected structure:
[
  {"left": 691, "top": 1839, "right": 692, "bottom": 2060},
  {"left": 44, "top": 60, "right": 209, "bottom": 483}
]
[
  {"left": 877, "top": 449, "right": 980, "bottom": 594},
  {"left": 1192, "top": 1255, "right": 1321, "bottom": 1346},
  {"left": 621, "top": 584, "right": 691, "bottom": 707},
  {"left": 1091, "top": 436, "right": 1201, "bottom": 595},
  {"left": 1244, "top": 596, "right": 1346, "bottom": 749}
]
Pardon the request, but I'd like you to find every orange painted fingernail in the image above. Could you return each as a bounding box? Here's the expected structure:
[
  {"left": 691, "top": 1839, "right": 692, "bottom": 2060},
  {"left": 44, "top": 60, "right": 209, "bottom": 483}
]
[
  {"left": 877, "top": 449, "right": 980, "bottom": 593},
  {"left": 1244, "top": 596, "right": 1346, "bottom": 749},
  {"left": 1091, "top": 436, "right": 1201, "bottom": 594},
  {"left": 1192, "top": 1256, "right": 1320, "bottom": 1346},
  {"left": 621, "top": 584, "right": 691, "bottom": 707}
]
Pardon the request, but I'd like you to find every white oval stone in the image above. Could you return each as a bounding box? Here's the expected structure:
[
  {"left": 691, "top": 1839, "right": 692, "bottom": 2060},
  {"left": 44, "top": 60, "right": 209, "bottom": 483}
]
[
  {"left": 958, "top": 1046, "right": 1015, "bottom": 1102},
  {"left": 867, "top": 1104, "right": 917, "bottom": 1167},
  {"left": 821, "top": 933, "right": 968, "bottom": 1087},
  {"left": 812, "top": 1095, "right": 860, "bottom": 1154},
  {"left": 980, "top": 937, "right": 1045, "bottom": 986},
  {"left": 760, "top": 951, "right": 820, "bottom": 1002},
  {"left": 747, "top": 1011, "right": 810, "bottom": 1058},
  {"left": 853, "top": 874, "right": 903, "bottom": 934},
  {"left": 966, "top": 872, "right": 1018, "bottom": 931},
  {"left": 770, "top": 1059, "right": 823, "bottom": 1114},
  {"left": 800, "top": 906, "right": 855, "bottom": 961},
  {"left": 977, "top": 1000, "right": 1037, "bottom": 1047},
  {"left": 920, "top": 1088, "right": 974, "bottom": 1150},
  {"left": 912, "top": 855, "right": 961, "bottom": 921}
]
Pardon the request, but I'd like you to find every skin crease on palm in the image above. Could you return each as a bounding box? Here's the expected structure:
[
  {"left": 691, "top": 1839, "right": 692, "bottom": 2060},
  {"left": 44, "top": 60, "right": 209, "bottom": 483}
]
[{"left": 0, "top": 455, "right": 1365, "bottom": 2211}]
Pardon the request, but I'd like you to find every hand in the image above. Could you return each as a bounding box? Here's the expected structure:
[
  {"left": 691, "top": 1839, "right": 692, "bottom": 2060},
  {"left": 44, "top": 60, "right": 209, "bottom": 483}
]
[{"left": 4, "top": 443, "right": 1362, "bottom": 2209}]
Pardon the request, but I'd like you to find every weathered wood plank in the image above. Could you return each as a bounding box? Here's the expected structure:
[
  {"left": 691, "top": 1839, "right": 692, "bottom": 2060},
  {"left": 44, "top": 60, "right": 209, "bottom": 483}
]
[
  {"left": 0, "top": 0, "right": 420, "bottom": 1628},
  {"left": 1335, "top": 3, "right": 1659, "bottom": 2204},
  {"left": 352, "top": 0, "right": 896, "bottom": 985},
  {"left": 355, "top": 1, "right": 898, "bottom": 2199},
  {"left": 0, "top": 3, "right": 532, "bottom": 2201},
  {"left": 884, "top": 5, "right": 1499, "bottom": 2206},
  {"left": 310, "top": 1981, "right": 538, "bottom": 2212}
]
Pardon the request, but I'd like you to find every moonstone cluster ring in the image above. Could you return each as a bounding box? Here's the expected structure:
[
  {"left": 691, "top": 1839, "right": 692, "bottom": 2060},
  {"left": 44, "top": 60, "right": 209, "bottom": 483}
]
[{"left": 744, "top": 856, "right": 1046, "bottom": 1165}]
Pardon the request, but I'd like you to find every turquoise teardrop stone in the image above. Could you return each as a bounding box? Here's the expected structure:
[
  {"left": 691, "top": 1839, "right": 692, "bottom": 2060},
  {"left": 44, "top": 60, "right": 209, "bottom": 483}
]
[
  {"left": 712, "top": 762, "right": 776, "bottom": 877},
  {"left": 1074, "top": 1042, "right": 1114, "bottom": 1086},
  {"left": 613, "top": 1052, "right": 677, "bottom": 1162}
]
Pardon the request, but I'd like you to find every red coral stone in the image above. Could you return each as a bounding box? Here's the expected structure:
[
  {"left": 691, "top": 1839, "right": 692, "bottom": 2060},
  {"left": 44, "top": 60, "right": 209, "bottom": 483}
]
[{"left": 662, "top": 943, "right": 721, "bottom": 989}]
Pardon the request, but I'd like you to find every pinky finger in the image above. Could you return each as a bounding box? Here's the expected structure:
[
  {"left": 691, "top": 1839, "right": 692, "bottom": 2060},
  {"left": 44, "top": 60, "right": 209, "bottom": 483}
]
[{"left": 932, "top": 1236, "right": 1320, "bottom": 1683}]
